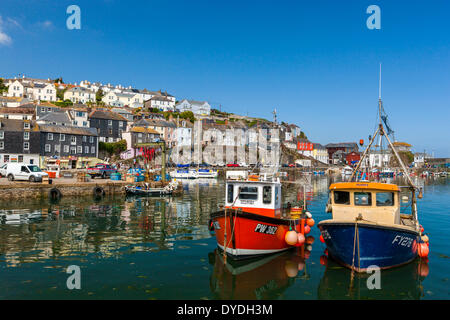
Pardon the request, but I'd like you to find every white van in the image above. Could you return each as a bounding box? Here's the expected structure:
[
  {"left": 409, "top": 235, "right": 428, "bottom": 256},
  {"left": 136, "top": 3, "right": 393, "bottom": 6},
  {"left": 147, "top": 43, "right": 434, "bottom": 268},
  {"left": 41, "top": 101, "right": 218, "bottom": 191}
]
[{"left": 5, "top": 163, "right": 49, "bottom": 182}]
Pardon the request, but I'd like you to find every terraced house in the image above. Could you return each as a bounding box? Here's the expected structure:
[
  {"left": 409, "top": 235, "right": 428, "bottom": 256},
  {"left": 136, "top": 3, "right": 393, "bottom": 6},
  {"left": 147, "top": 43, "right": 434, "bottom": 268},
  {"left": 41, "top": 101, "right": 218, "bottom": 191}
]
[
  {"left": 0, "top": 119, "right": 40, "bottom": 165},
  {"left": 64, "top": 86, "right": 96, "bottom": 104},
  {"left": 88, "top": 109, "right": 127, "bottom": 142},
  {"left": 38, "top": 124, "right": 99, "bottom": 160}
]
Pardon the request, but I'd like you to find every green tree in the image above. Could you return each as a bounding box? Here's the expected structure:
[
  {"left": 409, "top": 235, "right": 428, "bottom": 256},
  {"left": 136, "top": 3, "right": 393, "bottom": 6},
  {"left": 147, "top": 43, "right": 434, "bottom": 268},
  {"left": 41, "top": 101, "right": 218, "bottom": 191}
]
[
  {"left": 96, "top": 89, "right": 104, "bottom": 104},
  {"left": 0, "top": 78, "right": 8, "bottom": 94}
]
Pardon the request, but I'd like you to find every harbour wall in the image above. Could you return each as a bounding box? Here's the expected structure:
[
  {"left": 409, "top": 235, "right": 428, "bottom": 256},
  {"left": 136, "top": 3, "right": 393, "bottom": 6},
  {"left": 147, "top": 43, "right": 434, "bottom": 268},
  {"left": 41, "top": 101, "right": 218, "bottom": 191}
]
[{"left": 0, "top": 181, "right": 128, "bottom": 200}]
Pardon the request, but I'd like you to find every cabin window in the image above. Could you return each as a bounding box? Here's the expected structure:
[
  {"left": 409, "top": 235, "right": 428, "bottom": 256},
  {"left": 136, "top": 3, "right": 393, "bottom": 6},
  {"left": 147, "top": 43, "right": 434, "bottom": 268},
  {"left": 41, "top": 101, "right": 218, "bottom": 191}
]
[
  {"left": 263, "top": 186, "right": 272, "bottom": 204},
  {"left": 334, "top": 191, "right": 350, "bottom": 205},
  {"left": 239, "top": 186, "right": 258, "bottom": 200},
  {"left": 354, "top": 192, "right": 372, "bottom": 206},
  {"left": 376, "top": 192, "right": 394, "bottom": 206},
  {"left": 227, "top": 184, "right": 234, "bottom": 203}
]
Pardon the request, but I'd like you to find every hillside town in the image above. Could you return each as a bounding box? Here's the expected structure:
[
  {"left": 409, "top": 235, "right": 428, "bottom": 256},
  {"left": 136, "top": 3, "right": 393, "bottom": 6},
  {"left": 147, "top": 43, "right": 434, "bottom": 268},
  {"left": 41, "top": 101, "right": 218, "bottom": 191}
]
[{"left": 0, "top": 75, "right": 448, "bottom": 173}]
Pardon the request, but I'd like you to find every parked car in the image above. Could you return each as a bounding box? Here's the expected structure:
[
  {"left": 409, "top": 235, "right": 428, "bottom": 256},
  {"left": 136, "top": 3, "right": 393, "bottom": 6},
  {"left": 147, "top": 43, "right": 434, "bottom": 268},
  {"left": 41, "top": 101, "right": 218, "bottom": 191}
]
[
  {"left": 288, "top": 163, "right": 295, "bottom": 167},
  {"left": 227, "top": 163, "right": 240, "bottom": 167},
  {"left": 87, "top": 163, "right": 117, "bottom": 179},
  {"left": 0, "top": 163, "right": 7, "bottom": 177},
  {"left": 5, "top": 163, "right": 49, "bottom": 182}
]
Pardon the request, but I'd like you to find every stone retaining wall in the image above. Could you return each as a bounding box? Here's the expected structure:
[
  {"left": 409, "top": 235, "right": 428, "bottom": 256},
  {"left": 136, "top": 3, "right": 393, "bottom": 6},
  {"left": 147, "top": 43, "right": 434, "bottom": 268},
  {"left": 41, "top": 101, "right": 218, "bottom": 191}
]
[{"left": 0, "top": 182, "right": 128, "bottom": 200}]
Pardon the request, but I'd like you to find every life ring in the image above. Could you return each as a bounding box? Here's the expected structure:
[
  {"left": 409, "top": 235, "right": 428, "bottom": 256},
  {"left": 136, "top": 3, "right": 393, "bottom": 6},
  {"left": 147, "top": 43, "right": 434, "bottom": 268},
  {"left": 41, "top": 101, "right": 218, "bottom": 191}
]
[
  {"left": 93, "top": 186, "right": 105, "bottom": 198},
  {"left": 49, "top": 188, "right": 62, "bottom": 200}
]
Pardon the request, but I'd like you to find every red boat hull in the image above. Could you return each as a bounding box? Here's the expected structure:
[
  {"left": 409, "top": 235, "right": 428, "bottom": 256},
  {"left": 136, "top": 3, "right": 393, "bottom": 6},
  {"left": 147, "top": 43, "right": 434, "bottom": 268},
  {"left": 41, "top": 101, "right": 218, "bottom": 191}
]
[{"left": 210, "top": 210, "right": 301, "bottom": 259}]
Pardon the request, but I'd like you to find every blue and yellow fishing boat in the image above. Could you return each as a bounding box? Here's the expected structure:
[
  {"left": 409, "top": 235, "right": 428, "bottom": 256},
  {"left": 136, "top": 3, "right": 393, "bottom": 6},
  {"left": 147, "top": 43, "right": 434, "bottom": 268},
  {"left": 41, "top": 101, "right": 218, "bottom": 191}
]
[
  {"left": 318, "top": 68, "right": 429, "bottom": 272},
  {"left": 318, "top": 182, "right": 421, "bottom": 272}
]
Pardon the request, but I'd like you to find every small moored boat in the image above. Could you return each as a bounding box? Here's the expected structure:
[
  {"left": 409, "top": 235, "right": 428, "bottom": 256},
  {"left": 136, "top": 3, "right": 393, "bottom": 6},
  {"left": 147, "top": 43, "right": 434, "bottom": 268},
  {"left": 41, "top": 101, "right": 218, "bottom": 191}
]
[
  {"left": 210, "top": 170, "right": 306, "bottom": 260},
  {"left": 318, "top": 70, "right": 428, "bottom": 272}
]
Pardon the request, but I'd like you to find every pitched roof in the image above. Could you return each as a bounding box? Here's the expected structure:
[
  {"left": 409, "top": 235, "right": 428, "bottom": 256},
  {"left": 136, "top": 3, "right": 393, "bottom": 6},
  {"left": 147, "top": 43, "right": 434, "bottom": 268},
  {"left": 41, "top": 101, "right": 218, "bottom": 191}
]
[
  {"left": 0, "top": 106, "right": 36, "bottom": 114},
  {"left": 130, "top": 127, "right": 161, "bottom": 134},
  {"left": 38, "top": 112, "right": 71, "bottom": 124},
  {"left": 393, "top": 141, "right": 412, "bottom": 147},
  {"left": 37, "top": 124, "right": 98, "bottom": 136},
  {"left": 0, "top": 118, "right": 37, "bottom": 131},
  {"left": 89, "top": 109, "right": 128, "bottom": 121}
]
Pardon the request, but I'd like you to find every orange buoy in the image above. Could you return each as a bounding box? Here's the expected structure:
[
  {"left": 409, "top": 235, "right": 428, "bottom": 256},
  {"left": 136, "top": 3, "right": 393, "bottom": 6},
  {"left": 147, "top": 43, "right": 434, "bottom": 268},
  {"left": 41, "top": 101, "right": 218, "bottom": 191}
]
[
  {"left": 420, "top": 225, "right": 424, "bottom": 233},
  {"left": 297, "top": 233, "right": 305, "bottom": 245},
  {"left": 320, "top": 255, "right": 328, "bottom": 266},
  {"left": 306, "top": 218, "right": 315, "bottom": 227},
  {"left": 324, "top": 248, "right": 328, "bottom": 256},
  {"left": 421, "top": 235, "right": 429, "bottom": 243},
  {"left": 285, "top": 230, "right": 298, "bottom": 246},
  {"left": 320, "top": 234, "right": 325, "bottom": 243},
  {"left": 418, "top": 243, "right": 429, "bottom": 258},
  {"left": 418, "top": 260, "right": 429, "bottom": 278},
  {"left": 304, "top": 225, "right": 311, "bottom": 234},
  {"left": 305, "top": 235, "right": 315, "bottom": 245},
  {"left": 285, "top": 261, "right": 298, "bottom": 278}
]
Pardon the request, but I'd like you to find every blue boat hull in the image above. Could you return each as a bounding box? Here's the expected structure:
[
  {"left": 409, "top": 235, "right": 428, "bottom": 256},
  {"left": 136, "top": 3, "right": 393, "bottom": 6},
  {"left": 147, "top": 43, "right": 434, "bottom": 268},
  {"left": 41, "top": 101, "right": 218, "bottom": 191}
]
[{"left": 318, "top": 221, "right": 420, "bottom": 272}]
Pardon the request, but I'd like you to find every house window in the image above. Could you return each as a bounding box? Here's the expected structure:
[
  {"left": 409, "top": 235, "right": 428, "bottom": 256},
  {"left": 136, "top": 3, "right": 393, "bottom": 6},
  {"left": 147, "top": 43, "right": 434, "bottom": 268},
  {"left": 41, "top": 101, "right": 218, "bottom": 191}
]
[
  {"left": 60, "top": 134, "right": 65, "bottom": 141},
  {"left": 24, "top": 132, "right": 29, "bottom": 140},
  {"left": 90, "top": 136, "right": 94, "bottom": 143},
  {"left": 4, "top": 155, "right": 9, "bottom": 162},
  {"left": 119, "top": 121, "right": 123, "bottom": 127},
  {"left": 108, "top": 120, "right": 112, "bottom": 126},
  {"left": 85, "top": 146, "right": 89, "bottom": 154},
  {"left": 70, "top": 146, "right": 76, "bottom": 154},
  {"left": 55, "top": 145, "right": 60, "bottom": 152},
  {"left": 71, "top": 136, "right": 76, "bottom": 143},
  {"left": 24, "top": 122, "right": 30, "bottom": 129},
  {"left": 64, "top": 145, "right": 69, "bottom": 153},
  {"left": 91, "top": 146, "right": 95, "bottom": 154},
  {"left": 18, "top": 155, "right": 23, "bottom": 162},
  {"left": 24, "top": 142, "right": 29, "bottom": 150},
  {"left": 109, "top": 129, "right": 113, "bottom": 135},
  {"left": 0, "top": 141, "right": 3, "bottom": 149},
  {"left": 83, "top": 136, "right": 87, "bottom": 142},
  {"left": 0, "top": 131, "right": 4, "bottom": 139},
  {"left": 77, "top": 146, "right": 82, "bottom": 154},
  {"left": 48, "top": 133, "right": 53, "bottom": 140},
  {"left": 45, "top": 144, "right": 51, "bottom": 152}
]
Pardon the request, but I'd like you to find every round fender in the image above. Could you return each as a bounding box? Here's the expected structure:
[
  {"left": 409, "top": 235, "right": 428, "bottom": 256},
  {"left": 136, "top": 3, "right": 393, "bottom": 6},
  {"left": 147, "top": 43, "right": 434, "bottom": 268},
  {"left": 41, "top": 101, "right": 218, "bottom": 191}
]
[
  {"left": 49, "top": 188, "right": 62, "bottom": 200},
  {"left": 93, "top": 186, "right": 105, "bottom": 198}
]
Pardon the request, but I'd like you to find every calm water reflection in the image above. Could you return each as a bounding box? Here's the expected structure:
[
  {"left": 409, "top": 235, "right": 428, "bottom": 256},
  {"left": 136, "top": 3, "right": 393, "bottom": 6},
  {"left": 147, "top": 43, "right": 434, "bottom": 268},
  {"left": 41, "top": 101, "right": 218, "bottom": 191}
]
[{"left": 0, "top": 175, "right": 448, "bottom": 299}]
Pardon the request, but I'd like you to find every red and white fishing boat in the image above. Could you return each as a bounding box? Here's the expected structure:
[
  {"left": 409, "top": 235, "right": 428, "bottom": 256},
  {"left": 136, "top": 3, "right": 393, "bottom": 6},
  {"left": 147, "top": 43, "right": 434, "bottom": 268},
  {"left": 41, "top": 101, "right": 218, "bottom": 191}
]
[{"left": 210, "top": 170, "right": 309, "bottom": 260}]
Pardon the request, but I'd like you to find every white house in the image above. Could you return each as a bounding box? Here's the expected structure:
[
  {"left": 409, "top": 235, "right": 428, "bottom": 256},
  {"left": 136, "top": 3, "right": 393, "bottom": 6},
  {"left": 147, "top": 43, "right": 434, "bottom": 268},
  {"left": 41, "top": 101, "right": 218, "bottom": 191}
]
[
  {"left": 7, "top": 80, "right": 56, "bottom": 101},
  {"left": 144, "top": 95, "right": 176, "bottom": 111},
  {"left": 175, "top": 99, "right": 211, "bottom": 115},
  {"left": 68, "top": 108, "right": 90, "bottom": 127},
  {"left": 102, "top": 92, "right": 143, "bottom": 108},
  {"left": 64, "top": 87, "right": 96, "bottom": 104}
]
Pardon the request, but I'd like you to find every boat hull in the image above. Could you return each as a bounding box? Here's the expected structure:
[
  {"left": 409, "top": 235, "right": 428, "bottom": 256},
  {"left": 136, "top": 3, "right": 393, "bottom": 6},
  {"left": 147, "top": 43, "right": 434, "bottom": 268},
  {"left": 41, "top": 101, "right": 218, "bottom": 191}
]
[
  {"left": 125, "top": 186, "right": 172, "bottom": 197},
  {"left": 318, "top": 221, "right": 420, "bottom": 272},
  {"left": 210, "top": 210, "right": 300, "bottom": 260}
]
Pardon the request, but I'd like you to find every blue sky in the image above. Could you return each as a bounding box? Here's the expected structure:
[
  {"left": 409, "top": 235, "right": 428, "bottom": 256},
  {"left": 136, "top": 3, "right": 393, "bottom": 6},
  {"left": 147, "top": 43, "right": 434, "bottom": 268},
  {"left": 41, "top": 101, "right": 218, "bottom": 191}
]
[{"left": 0, "top": 0, "right": 449, "bottom": 156}]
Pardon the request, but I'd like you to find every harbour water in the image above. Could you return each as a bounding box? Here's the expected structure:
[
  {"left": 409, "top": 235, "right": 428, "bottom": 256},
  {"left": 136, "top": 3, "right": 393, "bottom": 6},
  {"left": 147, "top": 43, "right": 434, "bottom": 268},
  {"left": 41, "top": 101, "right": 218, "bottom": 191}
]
[{"left": 0, "top": 176, "right": 448, "bottom": 300}]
